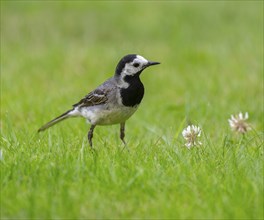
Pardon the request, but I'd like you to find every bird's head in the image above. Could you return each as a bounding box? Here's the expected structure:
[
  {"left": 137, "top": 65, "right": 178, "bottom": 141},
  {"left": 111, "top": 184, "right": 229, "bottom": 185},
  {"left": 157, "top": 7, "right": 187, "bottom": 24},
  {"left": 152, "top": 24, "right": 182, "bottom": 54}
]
[{"left": 115, "top": 54, "right": 160, "bottom": 78}]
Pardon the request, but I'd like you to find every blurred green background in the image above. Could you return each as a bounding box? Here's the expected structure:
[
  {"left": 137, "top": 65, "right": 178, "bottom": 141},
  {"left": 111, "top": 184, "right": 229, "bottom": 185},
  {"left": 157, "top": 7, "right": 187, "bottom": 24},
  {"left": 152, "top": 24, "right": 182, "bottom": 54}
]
[
  {"left": 2, "top": 1, "right": 263, "bottom": 130},
  {"left": 1, "top": 1, "right": 263, "bottom": 219}
]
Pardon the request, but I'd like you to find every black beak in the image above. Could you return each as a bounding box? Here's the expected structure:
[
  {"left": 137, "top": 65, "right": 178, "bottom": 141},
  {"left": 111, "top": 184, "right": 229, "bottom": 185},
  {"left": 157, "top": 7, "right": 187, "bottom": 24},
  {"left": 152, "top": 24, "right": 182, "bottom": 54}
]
[{"left": 146, "top": 61, "right": 160, "bottom": 67}]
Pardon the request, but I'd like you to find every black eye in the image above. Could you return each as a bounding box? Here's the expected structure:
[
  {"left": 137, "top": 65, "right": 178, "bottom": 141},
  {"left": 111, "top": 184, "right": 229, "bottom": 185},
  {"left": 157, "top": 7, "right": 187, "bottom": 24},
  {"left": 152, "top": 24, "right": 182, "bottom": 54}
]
[{"left": 133, "top": 63, "right": 140, "bottom": 67}]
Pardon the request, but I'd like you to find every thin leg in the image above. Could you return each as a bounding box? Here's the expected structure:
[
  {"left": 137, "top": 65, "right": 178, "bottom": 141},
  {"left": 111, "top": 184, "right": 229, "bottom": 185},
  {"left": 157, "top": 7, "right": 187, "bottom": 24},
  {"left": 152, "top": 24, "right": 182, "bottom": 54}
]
[
  {"left": 88, "top": 125, "right": 96, "bottom": 147},
  {"left": 120, "top": 122, "right": 126, "bottom": 145}
]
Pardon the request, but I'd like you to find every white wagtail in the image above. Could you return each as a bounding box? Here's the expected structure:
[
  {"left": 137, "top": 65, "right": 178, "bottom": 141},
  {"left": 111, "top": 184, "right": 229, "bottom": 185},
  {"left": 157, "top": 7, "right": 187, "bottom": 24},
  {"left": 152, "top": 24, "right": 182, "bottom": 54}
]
[{"left": 38, "top": 54, "right": 160, "bottom": 147}]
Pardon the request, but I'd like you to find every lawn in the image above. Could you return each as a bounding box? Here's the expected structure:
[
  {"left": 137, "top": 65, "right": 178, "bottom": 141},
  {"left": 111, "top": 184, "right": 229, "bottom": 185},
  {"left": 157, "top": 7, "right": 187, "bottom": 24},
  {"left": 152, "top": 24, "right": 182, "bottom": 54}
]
[{"left": 1, "top": 1, "right": 263, "bottom": 219}]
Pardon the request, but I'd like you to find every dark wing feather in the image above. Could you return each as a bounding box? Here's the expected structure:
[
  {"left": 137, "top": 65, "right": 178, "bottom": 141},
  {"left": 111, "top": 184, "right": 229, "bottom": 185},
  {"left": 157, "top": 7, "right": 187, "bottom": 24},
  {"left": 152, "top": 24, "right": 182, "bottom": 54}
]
[{"left": 73, "top": 88, "right": 108, "bottom": 108}]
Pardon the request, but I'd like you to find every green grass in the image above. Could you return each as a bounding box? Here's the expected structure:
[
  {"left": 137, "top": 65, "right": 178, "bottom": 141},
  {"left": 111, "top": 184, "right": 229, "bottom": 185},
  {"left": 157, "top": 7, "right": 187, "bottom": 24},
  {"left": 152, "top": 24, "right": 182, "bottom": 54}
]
[{"left": 1, "top": 1, "right": 263, "bottom": 219}]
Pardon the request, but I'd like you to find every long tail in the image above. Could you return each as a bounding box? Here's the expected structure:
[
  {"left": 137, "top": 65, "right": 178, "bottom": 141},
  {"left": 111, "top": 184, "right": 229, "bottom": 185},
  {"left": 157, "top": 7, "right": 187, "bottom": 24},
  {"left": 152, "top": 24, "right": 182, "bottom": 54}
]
[{"left": 38, "top": 109, "right": 76, "bottom": 132}]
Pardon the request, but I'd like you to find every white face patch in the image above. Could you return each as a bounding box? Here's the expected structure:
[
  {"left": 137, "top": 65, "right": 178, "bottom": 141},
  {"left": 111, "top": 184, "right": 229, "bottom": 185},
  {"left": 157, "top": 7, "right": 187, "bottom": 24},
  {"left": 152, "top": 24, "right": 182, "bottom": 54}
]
[{"left": 121, "top": 55, "right": 149, "bottom": 78}]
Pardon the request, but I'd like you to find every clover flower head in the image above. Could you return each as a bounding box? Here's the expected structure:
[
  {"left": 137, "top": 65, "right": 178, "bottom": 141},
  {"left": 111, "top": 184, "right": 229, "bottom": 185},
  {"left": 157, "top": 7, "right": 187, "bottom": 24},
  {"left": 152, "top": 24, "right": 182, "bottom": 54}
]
[
  {"left": 228, "top": 112, "right": 251, "bottom": 134},
  {"left": 182, "top": 125, "right": 202, "bottom": 149}
]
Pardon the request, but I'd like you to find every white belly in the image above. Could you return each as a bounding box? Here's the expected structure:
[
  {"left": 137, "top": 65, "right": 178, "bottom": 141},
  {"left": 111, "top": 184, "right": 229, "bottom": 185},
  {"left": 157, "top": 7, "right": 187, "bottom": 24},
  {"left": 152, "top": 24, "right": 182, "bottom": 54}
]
[{"left": 78, "top": 105, "right": 138, "bottom": 125}]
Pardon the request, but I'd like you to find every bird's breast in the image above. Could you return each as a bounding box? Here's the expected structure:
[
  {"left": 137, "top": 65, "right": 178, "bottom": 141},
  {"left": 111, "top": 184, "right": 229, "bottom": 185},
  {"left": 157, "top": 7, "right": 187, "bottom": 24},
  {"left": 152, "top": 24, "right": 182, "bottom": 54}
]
[{"left": 120, "top": 80, "right": 144, "bottom": 107}]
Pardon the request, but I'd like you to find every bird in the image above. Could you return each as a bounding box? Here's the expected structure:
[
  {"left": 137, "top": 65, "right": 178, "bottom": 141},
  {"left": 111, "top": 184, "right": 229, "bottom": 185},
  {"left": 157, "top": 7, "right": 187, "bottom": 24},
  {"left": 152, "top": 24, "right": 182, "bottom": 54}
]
[{"left": 38, "top": 54, "right": 160, "bottom": 147}]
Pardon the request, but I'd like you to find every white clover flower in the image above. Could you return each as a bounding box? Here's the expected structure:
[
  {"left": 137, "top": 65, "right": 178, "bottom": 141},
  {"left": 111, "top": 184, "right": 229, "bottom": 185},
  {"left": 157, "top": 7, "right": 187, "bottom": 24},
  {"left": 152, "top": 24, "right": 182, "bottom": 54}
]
[
  {"left": 182, "top": 125, "right": 202, "bottom": 149},
  {"left": 0, "top": 149, "right": 2, "bottom": 160},
  {"left": 228, "top": 112, "right": 251, "bottom": 134}
]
